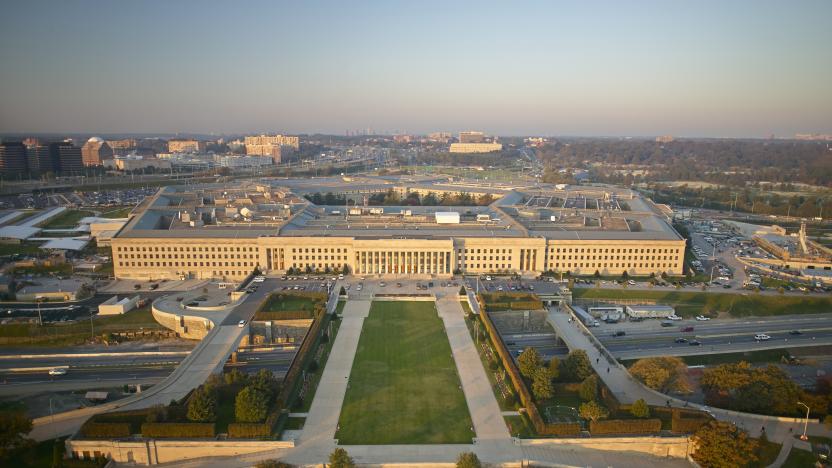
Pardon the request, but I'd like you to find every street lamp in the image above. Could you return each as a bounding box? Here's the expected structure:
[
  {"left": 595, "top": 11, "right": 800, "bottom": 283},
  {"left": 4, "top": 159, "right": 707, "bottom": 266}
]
[{"left": 797, "top": 401, "right": 810, "bottom": 441}]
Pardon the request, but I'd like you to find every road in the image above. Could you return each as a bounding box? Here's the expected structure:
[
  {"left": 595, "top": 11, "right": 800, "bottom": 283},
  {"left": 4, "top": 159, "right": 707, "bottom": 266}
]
[{"left": 593, "top": 313, "right": 832, "bottom": 359}]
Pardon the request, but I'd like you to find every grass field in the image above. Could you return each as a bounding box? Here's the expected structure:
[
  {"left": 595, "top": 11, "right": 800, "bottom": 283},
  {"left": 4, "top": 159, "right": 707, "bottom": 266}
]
[
  {"left": 782, "top": 446, "right": 817, "bottom": 468},
  {"left": 337, "top": 301, "right": 473, "bottom": 444},
  {"left": 100, "top": 206, "right": 135, "bottom": 218},
  {"left": 573, "top": 288, "right": 832, "bottom": 317},
  {"left": 0, "top": 306, "right": 162, "bottom": 346},
  {"left": 254, "top": 293, "right": 326, "bottom": 320},
  {"left": 40, "top": 209, "right": 94, "bottom": 228},
  {"left": 748, "top": 438, "right": 783, "bottom": 468}
]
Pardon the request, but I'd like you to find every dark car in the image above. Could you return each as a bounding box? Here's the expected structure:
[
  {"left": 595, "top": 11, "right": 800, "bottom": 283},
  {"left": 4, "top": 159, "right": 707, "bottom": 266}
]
[
  {"left": 613, "top": 331, "right": 626, "bottom": 337},
  {"left": 681, "top": 326, "right": 695, "bottom": 332},
  {"left": 689, "top": 340, "right": 702, "bottom": 346},
  {"left": 674, "top": 337, "right": 688, "bottom": 344},
  {"left": 789, "top": 330, "right": 803, "bottom": 335}
]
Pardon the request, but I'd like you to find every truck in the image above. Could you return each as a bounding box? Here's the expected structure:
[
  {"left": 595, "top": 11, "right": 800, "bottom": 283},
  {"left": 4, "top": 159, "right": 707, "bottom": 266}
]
[{"left": 572, "top": 306, "right": 600, "bottom": 327}]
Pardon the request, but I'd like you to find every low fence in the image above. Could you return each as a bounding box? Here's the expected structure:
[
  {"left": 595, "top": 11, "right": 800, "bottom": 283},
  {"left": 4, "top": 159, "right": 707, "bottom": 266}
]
[{"left": 65, "top": 438, "right": 294, "bottom": 465}]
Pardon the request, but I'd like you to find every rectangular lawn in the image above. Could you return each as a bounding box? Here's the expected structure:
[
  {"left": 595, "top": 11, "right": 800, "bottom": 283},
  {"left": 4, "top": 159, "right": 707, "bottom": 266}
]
[{"left": 337, "top": 301, "right": 473, "bottom": 444}]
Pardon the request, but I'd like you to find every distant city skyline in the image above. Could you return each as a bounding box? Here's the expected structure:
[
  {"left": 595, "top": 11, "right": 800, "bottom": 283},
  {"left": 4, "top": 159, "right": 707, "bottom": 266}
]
[{"left": 1, "top": 0, "right": 830, "bottom": 138}]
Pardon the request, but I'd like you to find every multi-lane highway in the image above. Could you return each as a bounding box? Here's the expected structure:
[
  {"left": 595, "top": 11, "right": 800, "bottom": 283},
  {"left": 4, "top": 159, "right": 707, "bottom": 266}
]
[{"left": 593, "top": 313, "right": 832, "bottom": 359}]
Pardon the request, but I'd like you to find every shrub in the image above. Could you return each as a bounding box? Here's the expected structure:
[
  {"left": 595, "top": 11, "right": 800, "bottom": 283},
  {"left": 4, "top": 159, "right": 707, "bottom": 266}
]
[
  {"left": 307, "top": 360, "right": 319, "bottom": 373},
  {"left": 538, "top": 422, "right": 581, "bottom": 436},
  {"left": 630, "top": 399, "right": 650, "bottom": 418},
  {"left": 517, "top": 347, "right": 541, "bottom": 379},
  {"left": 227, "top": 422, "right": 271, "bottom": 439},
  {"left": 561, "top": 350, "right": 593, "bottom": 382},
  {"left": 79, "top": 422, "right": 131, "bottom": 439},
  {"left": 255, "top": 461, "right": 292, "bottom": 468},
  {"left": 671, "top": 409, "right": 713, "bottom": 433},
  {"left": 140, "top": 422, "right": 215, "bottom": 438},
  {"left": 532, "top": 366, "right": 555, "bottom": 400},
  {"left": 328, "top": 447, "right": 355, "bottom": 468},
  {"left": 456, "top": 451, "right": 482, "bottom": 468},
  {"left": 578, "top": 401, "right": 609, "bottom": 422},
  {"left": 589, "top": 418, "right": 661, "bottom": 435},
  {"left": 503, "top": 393, "right": 516, "bottom": 407}
]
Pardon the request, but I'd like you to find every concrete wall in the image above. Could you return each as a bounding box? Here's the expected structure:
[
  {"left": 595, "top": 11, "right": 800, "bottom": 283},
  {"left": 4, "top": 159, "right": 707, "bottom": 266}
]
[
  {"left": 151, "top": 307, "right": 213, "bottom": 340},
  {"left": 66, "top": 438, "right": 294, "bottom": 465},
  {"left": 521, "top": 436, "right": 692, "bottom": 460}
]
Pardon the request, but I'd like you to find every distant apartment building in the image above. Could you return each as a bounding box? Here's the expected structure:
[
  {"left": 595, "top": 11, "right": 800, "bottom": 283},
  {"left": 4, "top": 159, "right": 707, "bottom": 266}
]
[
  {"left": 794, "top": 133, "right": 832, "bottom": 141},
  {"left": 0, "top": 142, "right": 29, "bottom": 177},
  {"left": 244, "top": 134, "right": 299, "bottom": 150},
  {"left": 107, "top": 138, "right": 138, "bottom": 155},
  {"left": 449, "top": 142, "right": 503, "bottom": 154},
  {"left": 393, "top": 134, "right": 412, "bottom": 144},
  {"left": 167, "top": 139, "right": 207, "bottom": 153},
  {"left": 104, "top": 156, "right": 172, "bottom": 172},
  {"left": 459, "top": 131, "right": 486, "bottom": 143},
  {"left": 81, "top": 137, "right": 114, "bottom": 166},
  {"left": 244, "top": 135, "right": 299, "bottom": 164},
  {"left": 655, "top": 135, "right": 675, "bottom": 143},
  {"left": 525, "top": 137, "right": 548, "bottom": 147}
]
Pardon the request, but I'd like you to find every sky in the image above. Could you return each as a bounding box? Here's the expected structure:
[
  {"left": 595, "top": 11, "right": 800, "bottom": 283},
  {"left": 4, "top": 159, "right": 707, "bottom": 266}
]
[{"left": 1, "top": 0, "right": 831, "bottom": 138}]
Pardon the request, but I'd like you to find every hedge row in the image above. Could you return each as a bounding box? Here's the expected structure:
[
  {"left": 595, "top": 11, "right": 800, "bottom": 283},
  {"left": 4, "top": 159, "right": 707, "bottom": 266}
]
[
  {"left": 228, "top": 406, "right": 282, "bottom": 439},
  {"left": 539, "top": 422, "right": 581, "bottom": 436},
  {"left": 254, "top": 310, "right": 314, "bottom": 320},
  {"left": 670, "top": 408, "right": 712, "bottom": 433},
  {"left": 589, "top": 418, "right": 662, "bottom": 435},
  {"left": 476, "top": 296, "right": 551, "bottom": 435},
  {"left": 485, "top": 301, "right": 543, "bottom": 312},
  {"left": 140, "top": 422, "right": 215, "bottom": 438},
  {"left": 276, "top": 299, "right": 332, "bottom": 408},
  {"left": 79, "top": 422, "right": 131, "bottom": 439}
]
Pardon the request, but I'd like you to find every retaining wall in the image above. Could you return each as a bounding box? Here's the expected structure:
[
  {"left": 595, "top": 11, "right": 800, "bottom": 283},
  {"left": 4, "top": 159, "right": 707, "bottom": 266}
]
[{"left": 66, "top": 438, "right": 294, "bottom": 465}]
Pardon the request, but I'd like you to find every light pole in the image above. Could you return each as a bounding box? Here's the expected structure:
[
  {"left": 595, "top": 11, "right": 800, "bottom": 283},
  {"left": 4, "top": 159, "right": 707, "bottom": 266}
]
[{"left": 797, "top": 401, "right": 810, "bottom": 441}]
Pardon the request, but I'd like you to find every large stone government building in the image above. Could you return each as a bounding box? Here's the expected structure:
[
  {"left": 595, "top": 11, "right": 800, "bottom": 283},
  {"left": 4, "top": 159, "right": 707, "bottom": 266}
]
[{"left": 110, "top": 177, "right": 685, "bottom": 281}]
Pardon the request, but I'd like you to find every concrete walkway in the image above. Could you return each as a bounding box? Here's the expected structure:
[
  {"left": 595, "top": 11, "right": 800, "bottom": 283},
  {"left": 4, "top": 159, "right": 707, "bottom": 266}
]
[
  {"left": 767, "top": 436, "right": 794, "bottom": 468},
  {"left": 285, "top": 300, "right": 370, "bottom": 463}
]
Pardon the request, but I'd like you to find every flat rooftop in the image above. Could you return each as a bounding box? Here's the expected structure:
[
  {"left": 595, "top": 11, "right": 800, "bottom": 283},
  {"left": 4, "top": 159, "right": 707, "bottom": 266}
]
[{"left": 114, "top": 177, "right": 683, "bottom": 241}]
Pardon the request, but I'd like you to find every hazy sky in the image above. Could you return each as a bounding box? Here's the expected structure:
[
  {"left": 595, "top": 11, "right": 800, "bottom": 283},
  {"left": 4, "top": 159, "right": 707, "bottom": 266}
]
[{"left": 1, "top": 0, "right": 830, "bottom": 137}]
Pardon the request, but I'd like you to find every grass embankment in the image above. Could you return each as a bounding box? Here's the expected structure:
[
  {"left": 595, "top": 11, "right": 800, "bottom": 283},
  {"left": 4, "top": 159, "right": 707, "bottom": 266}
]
[
  {"left": 573, "top": 288, "right": 832, "bottom": 318},
  {"left": 40, "top": 210, "right": 94, "bottom": 229},
  {"left": 100, "top": 206, "right": 134, "bottom": 218},
  {"left": 0, "top": 306, "right": 162, "bottom": 347},
  {"left": 337, "top": 301, "right": 473, "bottom": 444},
  {"left": 748, "top": 438, "right": 783, "bottom": 468},
  {"left": 0, "top": 242, "right": 43, "bottom": 257}
]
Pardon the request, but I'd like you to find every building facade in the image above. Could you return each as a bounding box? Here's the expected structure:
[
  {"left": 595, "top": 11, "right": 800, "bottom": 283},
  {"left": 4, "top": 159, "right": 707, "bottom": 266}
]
[
  {"left": 0, "top": 142, "right": 29, "bottom": 177},
  {"left": 167, "top": 139, "right": 207, "bottom": 153},
  {"left": 449, "top": 142, "right": 503, "bottom": 153}
]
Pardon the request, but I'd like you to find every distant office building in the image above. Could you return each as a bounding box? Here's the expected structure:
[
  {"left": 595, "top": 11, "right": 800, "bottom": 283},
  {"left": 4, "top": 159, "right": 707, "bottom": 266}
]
[
  {"left": 167, "top": 139, "right": 207, "bottom": 153},
  {"left": 81, "top": 137, "right": 114, "bottom": 166},
  {"left": 245, "top": 143, "right": 283, "bottom": 164},
  {"left": 104, "top": 156, "right": 171, "bottom": 172},
  {"left": 393, "top": 134, "right": 412, "bottom": 144},
  {"left": 794, "top": 133, "right": 832, "bottom": 141},
  {"left": 655, "top": 135, "right": 674, "bottom": 143},
  {"left": 525, "top": 137, "right": 548, "bottom": 147},
  {"left": 32, "top": 142, "right": 83, "bottom": 175},
  {"left": 107, "top": 138, "right": 138, "bottom": 155},
  {"left": 449, "top": 142, "right": 503, "bottom": 154},
  {"left": 0, "top": 142, "right": 29, "bottom": 177},
  {"left": 459, "top": 131, "right": 485, "bottom": 143}
]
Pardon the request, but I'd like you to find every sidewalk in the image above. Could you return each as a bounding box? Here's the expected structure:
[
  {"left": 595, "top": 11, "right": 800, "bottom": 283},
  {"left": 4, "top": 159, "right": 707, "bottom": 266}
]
[{"left": 285, "top": 300, "right": 370, "bottom": 463}]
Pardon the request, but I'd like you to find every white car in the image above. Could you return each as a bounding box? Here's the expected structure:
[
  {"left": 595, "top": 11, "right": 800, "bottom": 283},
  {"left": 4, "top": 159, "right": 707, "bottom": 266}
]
[
  {"left": 667, "top": 315, "right": 683, "bottom": 321},
  {"left": 755, "top": 333, "right": 771, "bottom": 341},
  {"left": 238, "top": 320, "right": 247, "bottom": 328},
  {"left": 695, "top": 315, "right": 711, "bottom": 321},
  {"left": 49, "top": 368, "right": 67, "bottom": 376}
]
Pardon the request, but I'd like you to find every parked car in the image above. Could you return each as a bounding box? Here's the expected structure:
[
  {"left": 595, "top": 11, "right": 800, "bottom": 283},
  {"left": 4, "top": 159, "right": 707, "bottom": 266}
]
[
  {"left": 667, "top": 315, "right": 683, "bottom": 321},
  {"left": 695, "top": 315, "right": 711, "bottom": 321}
]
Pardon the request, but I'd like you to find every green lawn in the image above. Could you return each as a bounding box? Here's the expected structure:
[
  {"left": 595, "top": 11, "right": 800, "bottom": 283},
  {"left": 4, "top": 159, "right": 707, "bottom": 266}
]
[
  {"left": 3, "top": 437, "right": 64, "bottom": 468},
  {"left": 0, "top": 242, "right": 42, "bottom": 257},
  {"left": 295, "top": 310, "right": 342, "bottom": 412},
  {"left": 0, "top": 306, "right": 162, "bottom": 347},
  {"left": 254, "top": 293, "right": 325, "bottom": 320},
  {"left": 40, "top": 209, "right": 94, "bottom": 228},
  {"left": 747, "top": 438, "right": 783, "bottom": 468},
  {"left": 573, "top": 288, "right": 832, "bottom": 318},
  {"left": 781, "top": 446, "right": 817, "bottom": 468},
  {"left": 337, "top": 301, "right": 473, "bottom": 444},
  {"left": 462, "top": 306, "right": 517, "bottom": 411},
  {"left": 504, "top": 414, "right": 537, "bottom": 438},
  {"left": 100, "top": 206, "right": 134, "bottom": 218}
]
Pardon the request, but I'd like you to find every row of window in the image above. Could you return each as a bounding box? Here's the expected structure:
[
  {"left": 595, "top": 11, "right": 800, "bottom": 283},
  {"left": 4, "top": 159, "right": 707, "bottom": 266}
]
[
  {"left": 549, "top": 255, "right": 679, "bottom": 261},
  {"left": 117, "top": 246, "right": 255, "bottom": 253},
  {"left": 118, "top": 261, "right": 254, "bottom": 268}
]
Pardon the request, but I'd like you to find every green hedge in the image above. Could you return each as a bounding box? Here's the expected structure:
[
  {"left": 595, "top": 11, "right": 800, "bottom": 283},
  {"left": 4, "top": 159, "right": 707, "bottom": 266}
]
[
  {"left": 277, "top": 304, "right": 332, "bottom": 409},
  {"left": 140, "top": 422, "right": 215, "bottom": 438},
  {"left": 227, "top": 422, "right": 270, "bottom": 439},
  {"left": 79, "top": 422, "right": 131, "bottom": 439},
  {"left": 589, "top": 418, "right": 662, "bottom": 435}
]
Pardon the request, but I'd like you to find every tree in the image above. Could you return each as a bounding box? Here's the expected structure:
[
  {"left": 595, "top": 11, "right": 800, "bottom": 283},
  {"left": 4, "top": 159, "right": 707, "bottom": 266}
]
[
  {"left": 459, "top": 285, "right": 466, "bottom": 295},
  {"left": 328, "top": 447, "right": 355, "bottom": 468},
  {"left": 0, "top": 410, "right": 32, "bottom": 459},
  {"left": 579, "top": 375, "right": 598, "bottom": 402},
  {"left": 578, "top": 401, "right": 609, "bottom": 422},
  {"left": 547, "top": 357, "right": 560, "bottom": 381},
  {"left": 692, "top": 421, "right": 758, "bottom": 468},
  {"left": 51, "top": 438, "right": 63, "bottom": 468},
  {"left": 235, "top": 386, "right": 269, "bottom": 423},
  {"left": 561, "top": 350, "right": 593, "bottom": 382},
  {"left": 630, "top": 399, "right": 650, "bottom": 418},
  {"left": 187, "top": 387, "right": 217, "bottom": 422},
  {"left": 456, "top": 451, "right": 482, "bottom": 468},
  {"left": 517, "top": 347, "right": 541, "bottom": 379},
  {"left": 532, "top": 366, "right": 555, "bottom": 400},
  {"left": 630, "top": 356, "right": 690, "bottom": 393},
  {"left": 250, "top": 369, "right": 278, "bottom": 400},
  {"left": 255, "top": 461, "right": 292, "bottom": 468}
]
